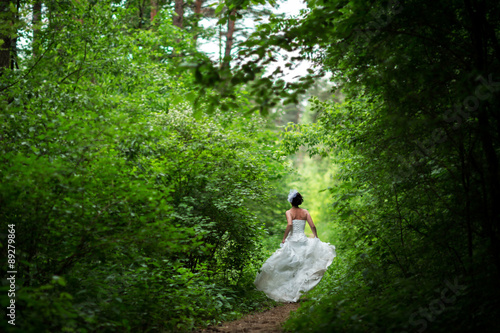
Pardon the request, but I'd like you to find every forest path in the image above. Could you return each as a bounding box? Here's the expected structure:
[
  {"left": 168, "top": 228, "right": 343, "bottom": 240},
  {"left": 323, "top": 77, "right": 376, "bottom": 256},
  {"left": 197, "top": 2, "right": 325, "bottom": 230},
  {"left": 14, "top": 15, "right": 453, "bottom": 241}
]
[{"left": 196, "top": 302, "right": 301, "bottom": 333}]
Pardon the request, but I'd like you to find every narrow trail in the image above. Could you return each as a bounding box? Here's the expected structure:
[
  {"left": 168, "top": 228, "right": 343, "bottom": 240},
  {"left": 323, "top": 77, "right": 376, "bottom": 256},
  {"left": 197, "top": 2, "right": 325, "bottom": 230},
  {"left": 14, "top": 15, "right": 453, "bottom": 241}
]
[{"left": 196, "top": 302, "right": 301, "bottom": 333}]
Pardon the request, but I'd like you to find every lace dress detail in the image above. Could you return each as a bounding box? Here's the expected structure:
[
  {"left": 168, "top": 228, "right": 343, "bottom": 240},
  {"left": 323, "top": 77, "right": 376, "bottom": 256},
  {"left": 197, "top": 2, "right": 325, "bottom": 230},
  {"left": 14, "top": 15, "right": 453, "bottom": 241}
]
[{"left": 254, "top": 220, "right": 336, "bottom": 302}]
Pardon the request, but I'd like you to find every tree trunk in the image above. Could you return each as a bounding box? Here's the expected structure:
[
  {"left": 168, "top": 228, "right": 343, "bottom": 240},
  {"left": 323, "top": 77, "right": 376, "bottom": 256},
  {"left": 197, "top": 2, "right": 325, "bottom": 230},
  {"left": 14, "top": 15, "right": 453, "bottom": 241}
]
[
  {"left": 150, "top": 0, "right": 158, "bottom": 22},
  {"left": 193, "top": 0, "right": 203, "bottom": 42},
  {"left": 0, "top": 0, "right": 12, "bottom": 74},
  {"left": 173, "top": 0, "right": 183, "bottom": 28},
  {"left": 194, "top": 0, "right": 203, "bottom": 17},
  {"left": 464, "top": 0, "right": 500, "bottom": 275},
  {"left": 222, "top": 9, "right": 237, "bottom": 69},
  {"left": 33, "top": 1, "right": 42, "bottom": 58},
  {"left": 138, "top": 0, "right": 144, "bottom": 29}
]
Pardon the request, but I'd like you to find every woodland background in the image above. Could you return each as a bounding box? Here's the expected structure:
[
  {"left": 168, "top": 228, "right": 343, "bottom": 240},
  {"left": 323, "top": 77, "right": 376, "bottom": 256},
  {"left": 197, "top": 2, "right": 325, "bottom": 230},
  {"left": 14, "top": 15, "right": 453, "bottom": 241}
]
[{"left": 1, "top": 0, "right": 499, "bottom": 332}]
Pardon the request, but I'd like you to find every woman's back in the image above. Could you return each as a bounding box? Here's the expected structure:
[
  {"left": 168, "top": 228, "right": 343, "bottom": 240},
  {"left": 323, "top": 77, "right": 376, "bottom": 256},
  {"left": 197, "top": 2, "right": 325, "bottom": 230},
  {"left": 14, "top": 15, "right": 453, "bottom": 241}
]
[
  {"left": 288, "top": 207, "right": 308, "bottom": 221},
  {"left": 254, "top": 189, "right": 336, "bottom": 302}
]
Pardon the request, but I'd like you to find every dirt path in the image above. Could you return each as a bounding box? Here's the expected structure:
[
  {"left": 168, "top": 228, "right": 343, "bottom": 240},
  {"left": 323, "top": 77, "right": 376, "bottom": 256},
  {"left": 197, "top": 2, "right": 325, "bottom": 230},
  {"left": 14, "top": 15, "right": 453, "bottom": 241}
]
[{"left": 196, "top": 302, "right": 301, "bottom": 333}]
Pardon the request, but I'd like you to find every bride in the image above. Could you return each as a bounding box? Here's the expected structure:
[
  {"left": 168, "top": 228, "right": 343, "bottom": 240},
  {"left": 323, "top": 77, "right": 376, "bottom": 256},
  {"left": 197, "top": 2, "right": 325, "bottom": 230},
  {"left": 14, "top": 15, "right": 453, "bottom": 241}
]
[{"left": 254, "top": 190, "right": 336, "bottom": 302}]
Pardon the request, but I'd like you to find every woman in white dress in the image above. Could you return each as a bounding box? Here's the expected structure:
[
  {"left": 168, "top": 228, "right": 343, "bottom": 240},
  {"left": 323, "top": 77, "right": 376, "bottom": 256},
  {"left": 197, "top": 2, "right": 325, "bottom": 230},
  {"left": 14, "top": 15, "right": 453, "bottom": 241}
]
[{"left": 254, "top": 190, "right": 336, "bottom": 302}]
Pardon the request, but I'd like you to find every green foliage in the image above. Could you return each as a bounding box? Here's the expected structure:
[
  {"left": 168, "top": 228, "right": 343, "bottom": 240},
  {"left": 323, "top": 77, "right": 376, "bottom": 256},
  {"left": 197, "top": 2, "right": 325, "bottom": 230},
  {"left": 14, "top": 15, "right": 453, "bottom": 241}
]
[
  {"left": 3, "top": 0, "right": 500, "bottom": 331},
  {"left": 282, "top": 92, "right": 500, "bottom": 332},
  {"left": 277, "top": 0, "right": 500, "bottom": 331},
  {"left": 0, "top": 1, "right": 284, "bottom": 332}
]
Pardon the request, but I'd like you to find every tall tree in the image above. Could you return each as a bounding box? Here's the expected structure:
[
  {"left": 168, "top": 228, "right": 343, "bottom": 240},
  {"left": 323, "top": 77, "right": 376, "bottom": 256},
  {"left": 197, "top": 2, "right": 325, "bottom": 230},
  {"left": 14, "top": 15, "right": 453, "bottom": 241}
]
[
  {"left": 0, "top": 0, "right": 13, "bottom": 72},
  {"left": 273, "top": 0, "right": 500, "bottom": 331},
  {"left": 32, "top": 0, "right": 42, "bottom": 57},
  {"left": 222, "top": 8, "right": 236, "bottom": 69},
  {"left": 173, "top": 0, "right": 183, "bottom": 28},
  {"left": 150, "top": 0, "right": 158, "bottom": 21},
  {"left": 193, "top": 0, "right": 203, "bottom": 42}
]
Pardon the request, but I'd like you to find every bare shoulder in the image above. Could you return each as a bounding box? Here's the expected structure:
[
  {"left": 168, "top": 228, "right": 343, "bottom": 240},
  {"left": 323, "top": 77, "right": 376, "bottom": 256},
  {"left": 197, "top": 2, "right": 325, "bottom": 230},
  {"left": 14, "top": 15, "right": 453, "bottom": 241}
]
[
  {"left": 302, "top": 208, "right": 310, "bottom": 215},
  {"left": 303, "top": 209, "right": 313, "bottom": 220}
]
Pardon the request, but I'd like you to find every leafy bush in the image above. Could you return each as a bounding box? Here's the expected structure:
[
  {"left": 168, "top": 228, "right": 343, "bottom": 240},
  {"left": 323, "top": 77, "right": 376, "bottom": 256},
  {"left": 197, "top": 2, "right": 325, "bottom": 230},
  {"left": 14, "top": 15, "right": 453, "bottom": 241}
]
[{"left": 0, "top": 2, "right": 284, "bottom": 331}]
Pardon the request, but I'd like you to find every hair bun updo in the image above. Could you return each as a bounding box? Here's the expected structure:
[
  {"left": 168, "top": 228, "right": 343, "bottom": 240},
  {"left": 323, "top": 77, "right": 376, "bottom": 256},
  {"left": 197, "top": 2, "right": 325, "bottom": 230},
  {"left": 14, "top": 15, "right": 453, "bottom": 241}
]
[{"left": 291, "top": 193, "right": 303, "bottom": 207}]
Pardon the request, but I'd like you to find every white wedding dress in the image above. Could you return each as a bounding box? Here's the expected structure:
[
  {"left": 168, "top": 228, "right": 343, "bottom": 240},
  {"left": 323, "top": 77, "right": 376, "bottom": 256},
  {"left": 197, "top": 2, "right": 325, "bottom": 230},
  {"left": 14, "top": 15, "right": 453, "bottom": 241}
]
[{"left": 254, "top": 220, "right": 336, "bottom": 302}]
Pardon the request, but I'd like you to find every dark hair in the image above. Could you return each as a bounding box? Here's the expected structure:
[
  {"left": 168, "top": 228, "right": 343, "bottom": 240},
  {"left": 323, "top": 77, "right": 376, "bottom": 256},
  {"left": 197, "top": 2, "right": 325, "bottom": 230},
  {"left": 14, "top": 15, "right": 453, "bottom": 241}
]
[{"left": 291, "top": 193, "right": 303, "bottom": 207}]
